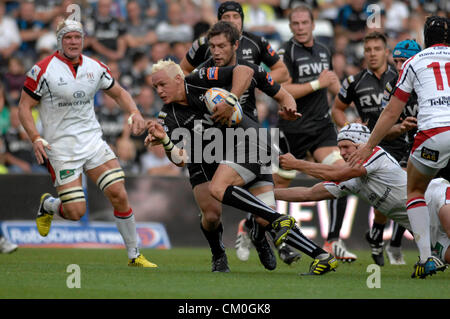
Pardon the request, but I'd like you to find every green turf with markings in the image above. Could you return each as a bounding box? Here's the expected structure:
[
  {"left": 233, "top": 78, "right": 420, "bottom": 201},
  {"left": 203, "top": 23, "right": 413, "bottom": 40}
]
[{"left": 0, "top": 248, "right": 448, "bottom": 299}]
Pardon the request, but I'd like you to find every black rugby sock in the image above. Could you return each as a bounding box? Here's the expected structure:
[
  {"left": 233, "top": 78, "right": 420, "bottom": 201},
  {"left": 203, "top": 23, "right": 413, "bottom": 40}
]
[
  {"left": 327, "top": 196, "right": 347, "bottom": 241},
  {"left": 285, "top": 225, "right": 327, "bottom": 259},
  {"left": 390, "top": 223, "right": 406, "bottom": 247},
  {"left": 222, "top": 185, "right": 281, "bottom": 223},
  {"left": 369, "top": 222, "right": 385, "bottom": 243},
  {"left": 200, "top": 222, "right": 225, "bottom": 256}
]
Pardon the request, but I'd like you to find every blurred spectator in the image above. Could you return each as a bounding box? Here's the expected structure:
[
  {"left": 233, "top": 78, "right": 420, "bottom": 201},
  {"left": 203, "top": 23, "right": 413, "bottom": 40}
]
[
  {"left": 155, "top": 1, "right": 194, "bottom": 44},
  {"left": 379, "top": 0, "right": 410, "bottom": 38},
  {"left": 4, "top": 56, "right": 26, "bottom": 107},
  {"left": 407, "top": 12, "right": 426, "bottom": 47},
  {"left": 135, "top": 0, "right": 161, "bottom": 22},
  {"left": 85, "top": 0, "right": 127, "bottom": 63},
  {"left": 140, "top": 143, "right": 181, "bottom": 176},
  {"left": 16, "top": 0, "right": 46, "bottom": 69},
  {"left": 170, "top": 42, "right": 190, "bottom": 63},
  {"left": 256, "top": 96, "right": 271, "bottom": 129},
  {"left": 131, "top": 86, "right": 163, "bottom": 161},
  {"left": 3, "top": 106, "right": 45, "bottom": 173},
  {"left": 124, "top": 0, "right": 158, "bottom": 58},
  {"left": 335, "top": 0, "right": 369, "bottom": 43},
  {"left": 35, "top": 15, "right": 64, "bottom": 56},
  {"left": 136, "top": 86, "right": 162, "bottom": 120},
  {"left": 0, "top": 83, "right": 10, "bottom": 135},
  {"left": 193, "top": 21, "right": 212, "bottom": 39},
  {"left": 33, "top": 0, "right": 66, "bottom": 25},
  {"left": 0, "top": 1, "right": 21, "bottom": 71},
  {"left": 116, "top": 136, "right": 140, "bottom": 174},
  {"left": 149, "top": 41, "right": 171, "bottom": 65},
  {"left": 179, "top": 0, "right": 202, "bottom": 26},
  {"left": 317, "top": 0, "right": 345, "bottom": 22},
  {"left": 0, "top": 136, "right": 9, "bottom": 174},
  {"left": 96, "top": 92, "right": 126, "bottom": 148},
  {"left": 242, "top": 0, "right": 282, "bottom": 42},
  {"left": 120, "top": 52, "right": 152, "bottom": 96}
]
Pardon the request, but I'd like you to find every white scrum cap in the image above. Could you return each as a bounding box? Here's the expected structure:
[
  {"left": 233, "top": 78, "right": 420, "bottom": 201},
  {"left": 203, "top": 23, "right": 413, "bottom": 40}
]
[
  {"left": 56, "top": 19, "right": 84, "bottom": 51},
  {"left": 337, "top": 123, "right": 371, "bottom": 144}
]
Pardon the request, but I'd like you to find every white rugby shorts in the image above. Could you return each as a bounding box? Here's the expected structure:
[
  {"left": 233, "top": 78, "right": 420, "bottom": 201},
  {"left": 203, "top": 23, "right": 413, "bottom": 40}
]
[{"left": 46, "top": 140, "right": 117, "bottom": 187}]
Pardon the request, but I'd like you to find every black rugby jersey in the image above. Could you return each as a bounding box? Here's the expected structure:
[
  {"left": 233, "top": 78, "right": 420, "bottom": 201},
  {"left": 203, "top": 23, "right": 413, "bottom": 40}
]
[
  {"left": 338, "top": 65, "right": 407, "bottom": 160},
  {"left": 157, "top": 66, "right": 264, "bottom": 167},
  {"left": 199, "top": 58, "right": 281, "bottom": 122},
  {"left": 186, "top": 31, "right": 280, "bottom": 69},
  {"left": 277, "top": 38, "right": 333, "bottom": 134},
  {"left": 383, "top": 75, "right": 419, "bottom": 153}
]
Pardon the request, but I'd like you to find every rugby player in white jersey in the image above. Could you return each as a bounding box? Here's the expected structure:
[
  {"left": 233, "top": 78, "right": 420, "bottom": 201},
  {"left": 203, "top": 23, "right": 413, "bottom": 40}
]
[
  {"left": 18, "top": 19, "right": 157, "bottom": 267},
  {"left": 275, "top": 123, "right": 448, "bottom": 276},
  {"left": 349, "top": 16, "right": 450, "bottom": 278}
]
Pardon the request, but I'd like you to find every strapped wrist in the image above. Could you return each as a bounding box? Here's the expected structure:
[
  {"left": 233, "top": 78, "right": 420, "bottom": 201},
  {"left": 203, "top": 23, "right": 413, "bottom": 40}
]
[
  {"left": 161, "top": 134, "right": 174, "bottom": 151},
  {"left": 310, "top": 80, "right": 321, "bottom": 91},
  {"left": 225, "top": 92, "right": 238, "bottom": 107}
]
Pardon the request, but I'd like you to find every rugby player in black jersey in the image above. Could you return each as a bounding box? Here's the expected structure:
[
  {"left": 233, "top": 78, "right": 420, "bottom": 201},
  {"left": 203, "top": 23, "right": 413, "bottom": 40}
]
[
  {"left": 200, "top": 21, "right": 303, "bottom": 266},
  {"left": 180, "top": 1, "right": 289, "bottom": 84},
  {"left": 332, "top": 31, "right": 412, "bottom": 266},
  {"left": 274, "top": 4, "right": 357, "bottom": 262},
  {"left": 367, "top": 39, "right": 421, "bottom": 266},
  {"left": 146, "top": 60, "right": 338, "bottom": 275}
]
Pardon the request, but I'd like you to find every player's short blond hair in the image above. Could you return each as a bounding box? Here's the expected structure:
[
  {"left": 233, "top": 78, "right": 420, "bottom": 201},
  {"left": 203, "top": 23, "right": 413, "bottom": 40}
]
[{"left": 151, "top": 59, "right": 185, "bottom": 79}]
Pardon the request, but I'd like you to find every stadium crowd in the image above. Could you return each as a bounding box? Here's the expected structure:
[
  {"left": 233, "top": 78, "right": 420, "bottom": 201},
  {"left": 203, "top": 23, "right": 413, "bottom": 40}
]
[{"left": 0, "top": 0, "right": 448, "bottom": 177}]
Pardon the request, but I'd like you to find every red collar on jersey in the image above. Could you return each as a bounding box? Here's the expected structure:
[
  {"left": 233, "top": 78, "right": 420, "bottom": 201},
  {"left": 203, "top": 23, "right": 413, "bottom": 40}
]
[
  {"left": 54, "top": 51, "right": 84, "bottom": 78},
  {"left": 429, "top": 43, "right": 449, "bottom": 47}
]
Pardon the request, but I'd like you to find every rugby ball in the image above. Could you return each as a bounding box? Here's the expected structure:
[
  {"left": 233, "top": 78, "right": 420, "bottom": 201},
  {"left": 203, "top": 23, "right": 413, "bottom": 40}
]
[{"left": 204, "top": 87, "right": 243, "bottom": 125}]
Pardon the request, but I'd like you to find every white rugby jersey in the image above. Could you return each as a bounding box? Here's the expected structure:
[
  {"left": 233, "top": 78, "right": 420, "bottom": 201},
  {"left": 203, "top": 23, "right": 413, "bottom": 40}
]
[
  {"left": 24, "top": 52, "right": 114, "bottom": 161},
  {"left": 394, "top": 44, "right": 450, "bottom": 131},
  {"left": 424, "top": 178, "right": 449, "bottom": 246},
  {"left": 324, "top": 147, "right": 410, "bottom": 228}
]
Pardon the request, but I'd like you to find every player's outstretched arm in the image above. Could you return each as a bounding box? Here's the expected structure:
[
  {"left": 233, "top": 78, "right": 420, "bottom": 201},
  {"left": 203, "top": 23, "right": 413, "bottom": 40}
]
[
  {"left": 105, "top": 82, "right": 146, "bottom": 136},
  {"left": 146, "top": 120, "right": 188, "bottom": 167},
  {"left": 273, "top": 87, "right": 301, "bottom": 121},
  {"left": 180, "top": 56, "right": 195, "bottom": 75},
  {"left": 279, "top": 153, "right": 366, "bottom": 182},
  {"left": 281, "top": 69, "right": 335, "bottom": 99},
  {"left": 348, "top": 95, "right": 406, "bottom": 167},
  {"left": 269, "top": 60, "right": 290, "bottom": 84},
  {"left": 275, "top": 182, "right": 335, "bottom": 202},
  {"left": 331, "top": 95, "right": 350, "bottom": 129},
  {"left": 18, "top": 89, "right": 50, "bottom": 165}
]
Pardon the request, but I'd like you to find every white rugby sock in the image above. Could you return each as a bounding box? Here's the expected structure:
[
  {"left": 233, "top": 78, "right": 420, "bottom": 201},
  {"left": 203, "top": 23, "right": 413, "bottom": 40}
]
[
  {"left": 406, "top": 197, "right": 431, "bottom": 263},
  {"left": 43, "top": 196, "right": 62, "bottom": 215},
  {"left": 114, "top": 208, "right": 140, "bottom": 259}
]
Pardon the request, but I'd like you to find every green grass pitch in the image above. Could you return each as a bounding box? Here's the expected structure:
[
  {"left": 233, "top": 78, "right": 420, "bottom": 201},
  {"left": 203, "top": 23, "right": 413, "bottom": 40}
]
[{"left": 0, "top": 247, "right": 448, "bottom": 299}]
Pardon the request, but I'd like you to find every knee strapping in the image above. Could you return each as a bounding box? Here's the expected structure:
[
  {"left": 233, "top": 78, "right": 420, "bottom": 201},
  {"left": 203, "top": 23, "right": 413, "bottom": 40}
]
[
  {"left": 256, "top": 191, "right": 276, "bottom": 208},
  {"left": 322, "top": 150, "right": 343, "bottom": 165},
  {"left": 96, "top": 168, "right": 125, "bottom": 192},
  {"left": 58, "top": 187, "right": 85, "bottom": 205}
]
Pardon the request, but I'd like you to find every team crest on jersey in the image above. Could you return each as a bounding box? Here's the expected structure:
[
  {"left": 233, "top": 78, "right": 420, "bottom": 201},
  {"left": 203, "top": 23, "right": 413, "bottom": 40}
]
[
  {"left": 266, "top": 73, "right": 274, "bottom": 85},
  {"left": 28, "top": 65, "right": 41, "bottom": 81},
  {"left": 242, "top": 49, "right": 252, "bottom": 56},
  {"left": 60, "top": 169, "right": 75, "bottom": 180},
  {"left": 158, "top": 111, "right": 167, "bottom": 119},
  {"left": 421, "top": 147, "right": 439, "bottom": 162},
  {"left": 319, "top": 52, "right": 327, "bottom": 59},
  {"left": 207, "top": 67, "right": 219, "bottom": 80},
  {"left": 266, "top": 44, "right": 275, "bottom": 56}
]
